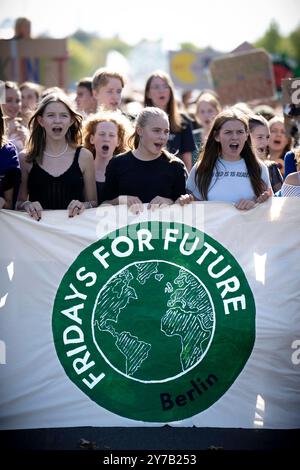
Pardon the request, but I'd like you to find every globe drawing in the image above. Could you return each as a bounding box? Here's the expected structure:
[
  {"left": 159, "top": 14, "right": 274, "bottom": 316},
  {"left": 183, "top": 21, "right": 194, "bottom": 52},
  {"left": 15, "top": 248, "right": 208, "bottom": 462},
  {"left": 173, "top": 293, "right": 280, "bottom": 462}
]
[{"left": 92, "top": 261, "right": 215, "bottom": 382}]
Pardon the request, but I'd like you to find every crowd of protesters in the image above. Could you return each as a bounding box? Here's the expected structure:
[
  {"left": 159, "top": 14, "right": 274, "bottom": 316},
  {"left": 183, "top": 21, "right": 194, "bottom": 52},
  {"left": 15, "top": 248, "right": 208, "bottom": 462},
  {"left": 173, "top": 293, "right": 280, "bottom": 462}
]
[{"left": 1, "top": 62, "right": 299, "bottom": 215}]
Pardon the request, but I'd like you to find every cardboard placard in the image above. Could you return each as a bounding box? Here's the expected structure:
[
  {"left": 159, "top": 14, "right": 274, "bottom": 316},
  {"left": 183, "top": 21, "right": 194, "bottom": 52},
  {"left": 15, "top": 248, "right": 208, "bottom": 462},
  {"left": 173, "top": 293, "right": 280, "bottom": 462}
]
[
  {"left": 210, "top": 49, "right": 275, "bottom": 105},
  {"left": 169, "top": 49, "right": 222, "bottom": 90},
  {"left": 0, "top": 38, "right": 68, "bottom": 89}
]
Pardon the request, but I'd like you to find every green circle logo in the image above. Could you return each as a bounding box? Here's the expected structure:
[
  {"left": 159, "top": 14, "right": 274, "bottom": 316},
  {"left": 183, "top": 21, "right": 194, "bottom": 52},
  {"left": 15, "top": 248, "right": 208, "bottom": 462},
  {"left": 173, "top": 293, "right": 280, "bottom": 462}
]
[{"left": 53, "top": 222, "right": 255, "bottom": 422}]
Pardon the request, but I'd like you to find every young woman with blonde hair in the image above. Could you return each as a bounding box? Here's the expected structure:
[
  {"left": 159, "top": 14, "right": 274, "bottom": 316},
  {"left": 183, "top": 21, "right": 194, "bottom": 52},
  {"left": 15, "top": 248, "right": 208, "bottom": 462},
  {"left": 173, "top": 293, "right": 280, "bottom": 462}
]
[{"left": 102, "top": 107, "right": 186, "bottom": 213}]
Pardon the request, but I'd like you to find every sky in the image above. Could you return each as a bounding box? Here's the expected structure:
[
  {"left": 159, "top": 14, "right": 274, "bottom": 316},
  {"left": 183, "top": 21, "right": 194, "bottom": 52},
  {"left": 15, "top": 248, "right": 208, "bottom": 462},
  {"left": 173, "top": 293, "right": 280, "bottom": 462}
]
[{"left": 1, "top": 0, "right": 299, "bottom": 52}]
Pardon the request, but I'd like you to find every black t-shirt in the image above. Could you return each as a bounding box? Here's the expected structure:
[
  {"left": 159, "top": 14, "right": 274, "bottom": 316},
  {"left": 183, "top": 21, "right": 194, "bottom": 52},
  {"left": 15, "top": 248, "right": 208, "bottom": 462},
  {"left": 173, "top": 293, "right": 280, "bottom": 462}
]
[
  {"left": 167, "top": 114, "right": 196, "bottom": 156},
  {"left": 103, "top": 151, "right": 186, "bottom": 203},
  {"left": 96, "top": 180, "right": 105, "bottom": 204}
]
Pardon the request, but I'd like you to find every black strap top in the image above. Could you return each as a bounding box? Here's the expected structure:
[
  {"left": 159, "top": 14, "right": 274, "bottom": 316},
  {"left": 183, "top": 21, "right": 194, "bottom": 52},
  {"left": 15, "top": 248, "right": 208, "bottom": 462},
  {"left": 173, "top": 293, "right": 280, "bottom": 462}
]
[{"left": 28, "top": 147, "right": 84, "bottom": 209}]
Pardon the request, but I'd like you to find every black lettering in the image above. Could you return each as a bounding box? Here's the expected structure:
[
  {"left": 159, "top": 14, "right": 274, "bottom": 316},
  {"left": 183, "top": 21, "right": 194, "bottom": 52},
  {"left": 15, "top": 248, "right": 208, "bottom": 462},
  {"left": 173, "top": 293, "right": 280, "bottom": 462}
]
[
  {"left": 186, "top": 388, "right": 195, "bottom": 401},
  {"left": 175, "top": 394, "right": 187, "bottom": 406},
  {"left": 160, "top": 374, "right": 218, "bottom": 411},
  {"left": 206, "top": 373, "right": 218, "bottom": 386},
  {"left": 160, "top": 393, "right": 174, "bottom": 410},
  {"left": 197, "top": 378, "right": 208, "bottom": 391},
  {"left": 191, "top": 379, "right": 202, "bottom": 395}
]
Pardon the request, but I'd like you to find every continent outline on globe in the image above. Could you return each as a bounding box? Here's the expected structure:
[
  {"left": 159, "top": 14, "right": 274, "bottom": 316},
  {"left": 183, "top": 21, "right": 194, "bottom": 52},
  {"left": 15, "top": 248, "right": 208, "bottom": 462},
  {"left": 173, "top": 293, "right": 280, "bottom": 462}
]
[{"left": 52, "top": 221, "right": 255, "bottom": 422}]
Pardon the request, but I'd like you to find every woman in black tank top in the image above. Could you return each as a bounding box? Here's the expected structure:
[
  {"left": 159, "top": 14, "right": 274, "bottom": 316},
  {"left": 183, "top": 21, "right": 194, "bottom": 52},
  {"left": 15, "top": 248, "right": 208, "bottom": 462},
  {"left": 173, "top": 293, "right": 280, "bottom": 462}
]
[{"left": 17, "top": 92, "right": 97, "bottom": 220}]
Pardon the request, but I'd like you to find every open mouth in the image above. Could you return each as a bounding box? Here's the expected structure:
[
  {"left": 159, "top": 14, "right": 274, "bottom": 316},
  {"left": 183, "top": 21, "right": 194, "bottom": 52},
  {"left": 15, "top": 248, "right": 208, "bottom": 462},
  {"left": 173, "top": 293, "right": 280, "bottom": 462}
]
[
  {"left": 102, "top": 145, "right": 109, "bottom": 152},
  {"left": 229, "top": 143, "right": 239, "bottom": 151},
  {"left": 154, "top": 143, "right": 163, "bottom": 151},
  {"left": 52, "top": 126, "right": 63, "bottom": 134}
]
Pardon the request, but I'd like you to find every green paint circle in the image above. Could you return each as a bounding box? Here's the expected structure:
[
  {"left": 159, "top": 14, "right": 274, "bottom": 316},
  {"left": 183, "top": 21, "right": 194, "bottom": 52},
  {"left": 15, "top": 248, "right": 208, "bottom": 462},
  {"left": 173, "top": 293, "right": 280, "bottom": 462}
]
[{"left": 53, "top": 222, "right": 255, "bottom": 422}]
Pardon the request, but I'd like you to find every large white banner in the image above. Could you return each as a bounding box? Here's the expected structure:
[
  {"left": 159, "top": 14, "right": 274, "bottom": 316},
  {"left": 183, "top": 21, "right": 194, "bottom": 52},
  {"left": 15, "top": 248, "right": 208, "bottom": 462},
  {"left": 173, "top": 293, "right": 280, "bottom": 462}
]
[{"left": 0, "top": 200, "right": 299, "bottom": 430}]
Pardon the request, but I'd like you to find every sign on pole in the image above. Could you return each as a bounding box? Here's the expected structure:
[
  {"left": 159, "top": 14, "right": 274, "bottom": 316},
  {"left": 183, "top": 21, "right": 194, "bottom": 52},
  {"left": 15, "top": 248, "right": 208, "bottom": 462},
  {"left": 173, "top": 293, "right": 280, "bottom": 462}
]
[
  {"left": 169, "top": 49, "right": 222, "bottom": 91},
  {"left": 210, "top": 49, "right": 275, "bottom": 105},
  {"left": 0, "top": 39, "right": 69, "bottom": 89}
]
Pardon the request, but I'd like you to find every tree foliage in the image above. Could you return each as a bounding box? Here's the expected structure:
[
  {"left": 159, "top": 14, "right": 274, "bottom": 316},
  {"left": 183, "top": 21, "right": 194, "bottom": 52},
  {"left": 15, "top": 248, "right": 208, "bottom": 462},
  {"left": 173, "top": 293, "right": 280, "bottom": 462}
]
[
  {"left": 68, "top": 37, "right": 95, "bottom": 83},
  {"left": 68, "top": 32, "right": 131, "bottom": 85},
  {"left": 68, "top": 21, "right": 300, "bottom": 85},
  {"left": 289, "top": 26, "right": 300, "bottom": 65},
  {"left": 255, "top": 20, "right": 281, "bottom": 54},
  {"left": 255, "top": 20, "right": 300, "bottom": 71},
  {"left": 180, "top": 42, "right": 200, "bottom": 51}
]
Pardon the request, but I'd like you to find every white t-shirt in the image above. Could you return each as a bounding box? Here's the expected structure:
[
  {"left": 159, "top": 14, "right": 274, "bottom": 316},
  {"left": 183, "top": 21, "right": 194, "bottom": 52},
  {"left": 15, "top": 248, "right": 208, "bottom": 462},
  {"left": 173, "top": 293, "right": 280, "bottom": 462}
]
[{"left": 186, "top": 157, "right": 271, "bottom": 203}]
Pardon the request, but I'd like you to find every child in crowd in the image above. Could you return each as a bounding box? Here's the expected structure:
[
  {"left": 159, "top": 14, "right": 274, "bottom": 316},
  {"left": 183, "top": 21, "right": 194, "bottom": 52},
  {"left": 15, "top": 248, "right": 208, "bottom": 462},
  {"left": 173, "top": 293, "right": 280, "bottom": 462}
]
[
  {"left": 144, "top": 71, "right": 195, "bottom": 172},
  {"left": 92, "top": 68, "right": 125, "bottom": 112},
  {"left": 192, "top": 91, "right": 221, "bottom": 164},
  {"left": 268, "top": 116, "right": 292, "bottom": 176},
  {"left": 75, "top": 77, "right": 97, "bottom": 117},
  {"left": 83, "top": 112, "right": 132, "bottom": 204},
  {"left": 2, "top": 81, "right": 29, "bottom": 152},
  {"left": 249, "top": 114, "right": 283, "bottom": 193},
  {"left": 20, "top": 81, "right": 43, "bottom": 126},
  {"left": 17, "top": 92, "right": 97, "bottom": 220},
  {"left": 179, "top": 108, "right": 272, "bottom": 210},
  {"left": 102, "top": 107, "right": 186, "bottom": 213},
  {"left": 0, "top": 104, "right": 21, "bottom": 209}
]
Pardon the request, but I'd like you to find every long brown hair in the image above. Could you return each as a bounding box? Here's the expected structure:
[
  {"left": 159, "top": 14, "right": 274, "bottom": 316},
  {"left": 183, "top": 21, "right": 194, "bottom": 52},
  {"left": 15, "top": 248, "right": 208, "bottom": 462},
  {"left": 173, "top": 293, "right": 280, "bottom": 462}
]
[
  {"left": 144, "top": 71, "right": 182, "bottom": 133},
  {"left": 26, "top": 92, "right": 83, "bottom": 163},
  {"left": 195, "top": 108, "right": 267, "bottom": 199},
  {"left": 0, "top": 105, "right": 7, "bottom": 147}
]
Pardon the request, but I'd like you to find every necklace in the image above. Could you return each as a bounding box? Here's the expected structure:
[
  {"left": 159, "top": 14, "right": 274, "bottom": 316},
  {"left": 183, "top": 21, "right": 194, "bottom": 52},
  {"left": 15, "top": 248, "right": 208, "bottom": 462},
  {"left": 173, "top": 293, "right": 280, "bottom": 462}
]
[{"left": 44, "top": 143, "right": 68, "bottom": 158}]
